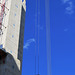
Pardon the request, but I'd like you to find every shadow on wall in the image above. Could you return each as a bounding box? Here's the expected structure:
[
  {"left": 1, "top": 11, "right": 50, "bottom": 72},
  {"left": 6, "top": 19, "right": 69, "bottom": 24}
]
[{"left": 0, "top": 50, "right": 21, "bottom": 75}]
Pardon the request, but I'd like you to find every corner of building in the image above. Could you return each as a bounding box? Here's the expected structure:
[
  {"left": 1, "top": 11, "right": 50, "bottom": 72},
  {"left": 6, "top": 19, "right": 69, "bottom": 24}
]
[{"left": 22, "top": 0, "right": 26, "bottom": 11}]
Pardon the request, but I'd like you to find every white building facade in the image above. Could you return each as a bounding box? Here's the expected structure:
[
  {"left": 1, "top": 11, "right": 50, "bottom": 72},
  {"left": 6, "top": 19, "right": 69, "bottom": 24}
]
[{"left": 0, "top": 0, "right": 26, "bottom": 75}]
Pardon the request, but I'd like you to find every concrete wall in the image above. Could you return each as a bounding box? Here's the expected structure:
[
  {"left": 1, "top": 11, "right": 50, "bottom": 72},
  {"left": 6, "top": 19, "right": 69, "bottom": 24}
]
[
  {"left": 4, "top": 0, "right": 22, "bottom": 58},
  {"left": 0, "top": 0, "right": 26, "bottom": 75},
  {"left": 0, "top": 53, "right": 21, "bottom": 75}
]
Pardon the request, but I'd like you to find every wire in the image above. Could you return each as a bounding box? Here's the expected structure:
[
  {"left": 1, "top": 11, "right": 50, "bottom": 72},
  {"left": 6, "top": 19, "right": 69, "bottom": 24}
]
[
  {"left": 35, "top": 0, "right": 40, "bottom": 74},
  {"left": 35, "top": 0, "right": 40, "bottom": 75},
  {"left": 37, "top": 0, "right": 40, "bottom": 74},
  {"left": 35, "top": 0, "right": 37, "bottom": 74}
]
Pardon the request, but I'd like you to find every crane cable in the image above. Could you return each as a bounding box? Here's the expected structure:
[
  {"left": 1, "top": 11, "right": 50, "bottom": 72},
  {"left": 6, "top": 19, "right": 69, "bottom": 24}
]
[
  {"left": 35, "top": 0, "right": 40, "bottom": 74},
  {"left": 35, "top": 0, "right": 37, "bottom": 74},
  {"left": 37, "top": 0, "right": 40, "bottom": 74}
]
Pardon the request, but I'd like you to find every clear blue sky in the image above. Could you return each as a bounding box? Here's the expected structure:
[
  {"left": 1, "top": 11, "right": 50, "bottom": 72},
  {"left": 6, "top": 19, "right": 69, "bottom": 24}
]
[{"left": 22, "top": 0, "right": 75, "bottom": 75}]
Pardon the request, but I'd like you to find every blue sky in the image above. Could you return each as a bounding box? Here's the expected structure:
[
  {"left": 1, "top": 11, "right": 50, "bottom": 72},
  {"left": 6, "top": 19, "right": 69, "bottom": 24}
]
[
  {"left": 22, "top": 0, "right": 75, "bottom": 75},
  {"left": 50, "top": 0, "right": 75, "bottom": 75},
  {"left": 22, "top": 0, "right": 47, "bottom": 75}
]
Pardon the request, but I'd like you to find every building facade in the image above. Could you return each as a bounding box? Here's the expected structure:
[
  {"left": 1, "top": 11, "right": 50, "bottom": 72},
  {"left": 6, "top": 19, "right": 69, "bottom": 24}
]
[{"left": 0, "top": 0, "right": 26, "bottom": 75}]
